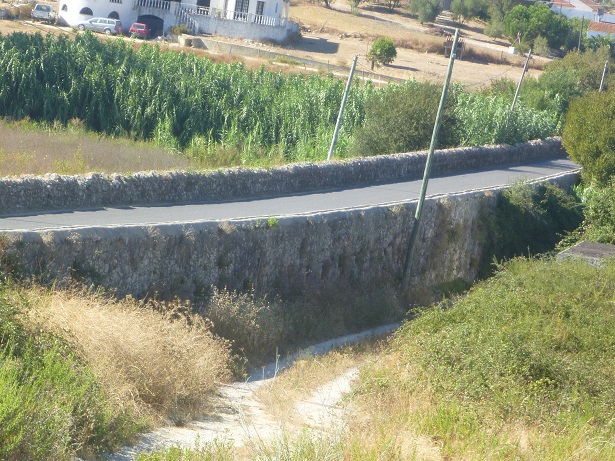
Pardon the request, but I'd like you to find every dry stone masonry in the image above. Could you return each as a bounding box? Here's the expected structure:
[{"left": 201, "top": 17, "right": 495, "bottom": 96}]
[{"left": 0, "top": 139, "right": 577, "bottom": 301}]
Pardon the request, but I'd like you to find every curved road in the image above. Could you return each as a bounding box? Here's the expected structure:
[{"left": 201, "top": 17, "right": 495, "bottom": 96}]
[{"left": 0, "top": 158, "right": 579, "bottom": 232}]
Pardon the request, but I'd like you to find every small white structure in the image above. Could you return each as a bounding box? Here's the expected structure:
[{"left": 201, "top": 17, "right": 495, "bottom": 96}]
[{"left": 58, "top": 0, "right": 298, "bottom": 42}]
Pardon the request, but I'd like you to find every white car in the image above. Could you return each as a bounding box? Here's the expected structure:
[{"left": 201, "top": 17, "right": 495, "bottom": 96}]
[{"left": 31, "top": 4, "right": 55, "bottom": 23}]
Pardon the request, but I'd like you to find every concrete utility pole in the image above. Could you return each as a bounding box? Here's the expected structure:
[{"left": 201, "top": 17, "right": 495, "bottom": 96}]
[
  {"left": 505, "top": 49, "right": 532, "bottom": 131},
  {"left": 328, "top": 54, "right": 358, "bottom": 161},
  {"left": 600, "top": 60, "right": 609, "bottom": 92},
  {"left": 402, "top": 28, "right": 460, "bottom": 285}
]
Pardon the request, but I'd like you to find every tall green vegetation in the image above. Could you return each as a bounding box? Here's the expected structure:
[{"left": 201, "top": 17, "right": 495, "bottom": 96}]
[
  {"left": 0, "top": 32, "right": 565, "bottom": 164},
  {"left": 563, "top": 89, "right": 615, "bottom": 185},
  {"left": 0, "top": 32, "right": 372, "bottom": 162},
  {"left": 454, "top": 93, "right": 560, "bottom": 146},
  {"left": 351, "top": 80, "right": 457, "bottom": 155}
]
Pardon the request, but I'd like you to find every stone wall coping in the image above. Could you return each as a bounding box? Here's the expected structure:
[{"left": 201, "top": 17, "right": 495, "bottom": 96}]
[{"left": 0, "top": 138, "right": 566, "bottom": 213}]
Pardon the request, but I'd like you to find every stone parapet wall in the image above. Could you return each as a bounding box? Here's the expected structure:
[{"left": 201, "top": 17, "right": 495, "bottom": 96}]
[
  {"left": 1, "top": 170, "right": 579, "bottom": 301},
  {"left": 0, "top": 139, "right": 565, "bottom": 214}
]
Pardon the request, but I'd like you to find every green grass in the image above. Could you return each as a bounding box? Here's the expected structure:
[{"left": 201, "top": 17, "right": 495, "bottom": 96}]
[
  {"left": 131, "top": 256, "right": 615, "bottom": 460},
  {"left": 357, "top": 256, "right": 615, "bottom": 459}
]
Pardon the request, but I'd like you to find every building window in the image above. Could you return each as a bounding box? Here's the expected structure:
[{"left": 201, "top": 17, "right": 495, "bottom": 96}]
[
  {"left": 79, "top": 7, "right": 93, "bottom": 15},
  {"left": 61, "top": 4, "right": 67, "bottom": 11},
  {"left": 235, "top": 0, "right": 249, "bottom": 15},
  {"left": 110, "top": 0, "right": 123, "bottom": 3},
  {"left": 109, "top": 11, "right": 120, "bottom": 19}
]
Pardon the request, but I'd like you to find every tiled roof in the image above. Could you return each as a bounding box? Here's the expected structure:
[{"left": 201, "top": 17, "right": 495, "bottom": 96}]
[
  {"left": 552, "top": 1, "right": 575, "bottom": 9},
  {"left": 578, "top": 0, "right": 601, "bottom": 11},
  {"left": 589, "top": 21, "right": 615, "bottom": 34}
]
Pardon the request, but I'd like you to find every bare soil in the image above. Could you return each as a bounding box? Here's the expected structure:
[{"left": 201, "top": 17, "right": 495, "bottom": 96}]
[
  {"left": 0, "top": 1, "right": 545, "bottom": 88},
  {"left": 106, "top": 325, "right": 398, "bottom": 460}
]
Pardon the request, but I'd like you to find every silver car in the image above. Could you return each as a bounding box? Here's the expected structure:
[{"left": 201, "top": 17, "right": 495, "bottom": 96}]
[{"left": 77, "top": 17, "right": 123, "bottom": 35}]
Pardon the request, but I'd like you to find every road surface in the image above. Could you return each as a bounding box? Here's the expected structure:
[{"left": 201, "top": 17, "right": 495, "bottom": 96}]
[{"left": 0, "top": 158, "right": 579, "bottom": 232}]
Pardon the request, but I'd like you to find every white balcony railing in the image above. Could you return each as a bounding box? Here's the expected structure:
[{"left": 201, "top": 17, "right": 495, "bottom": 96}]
[{"left": 178, "top": 3, "right": 285, "bottom": 27}]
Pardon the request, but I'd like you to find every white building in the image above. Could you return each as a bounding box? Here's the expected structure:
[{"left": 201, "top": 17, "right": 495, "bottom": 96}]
[{"left": 58, "top": 0, "right": 298, "bottom": 42}]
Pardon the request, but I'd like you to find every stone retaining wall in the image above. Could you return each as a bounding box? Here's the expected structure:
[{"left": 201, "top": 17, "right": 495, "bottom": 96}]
[
  {"left": 1, "top": 170, "right": 579, "bottom": 301},
  {"left": 0, "top": 139, "right": 565, "bottom": 213}
]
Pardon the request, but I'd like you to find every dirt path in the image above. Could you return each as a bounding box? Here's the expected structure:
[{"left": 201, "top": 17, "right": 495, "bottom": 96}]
[{"left": 106, "top": 324, "right": 398, "bottom": 460}]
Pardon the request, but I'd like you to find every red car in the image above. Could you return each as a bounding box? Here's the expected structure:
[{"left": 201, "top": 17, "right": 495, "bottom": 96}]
[{"left": 129, "top": 22, "right": 151, "bottom": 39}]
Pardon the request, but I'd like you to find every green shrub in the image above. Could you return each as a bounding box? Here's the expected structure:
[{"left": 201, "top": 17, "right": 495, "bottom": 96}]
[
  {"left": 490, "top": 182, "right": 583, "bottom": 262},
  {"left": 367, "top": 37, "right": 397, "bottom": 68},
  {"left": 352, "top": 80, "right": 457, "bottom": 156},
  {"left": 563, "top": 89, "right": 615, "bottom": 185},
  {"left": 394, "top": 256, "right": 615, "bottom": 432},
  {"left": 575, "top": 184, "right": 615, "bottom": 244},
  {"left": 454, "top": 92, "right": 560, "bottom": 146}
]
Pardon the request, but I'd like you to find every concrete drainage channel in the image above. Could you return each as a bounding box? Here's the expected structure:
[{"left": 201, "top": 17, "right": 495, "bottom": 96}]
[{"left": 104, "top": 323, "right": 400, "bottom": 460}]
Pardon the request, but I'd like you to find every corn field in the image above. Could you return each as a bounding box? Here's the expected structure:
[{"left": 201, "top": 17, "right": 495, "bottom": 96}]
[
  {"left": 0, "top": 32, "right": 561, "bottom": 163},
  {"left": 0, "top": 32, "right": 374, "bottom": 161}
]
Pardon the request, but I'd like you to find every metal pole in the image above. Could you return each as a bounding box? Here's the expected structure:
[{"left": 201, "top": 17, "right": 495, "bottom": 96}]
[
  {"left": 600, "top": 60, "right": 609, "bottom": 92},
  {"left": 505, "top": 49, "right": 532, "bottom": 131},
  {"left": 402, "top": 28, "right": 460, "bottom": 284},
  {"left": 327, "top": 54, "right": 358, "bottom": 161}
]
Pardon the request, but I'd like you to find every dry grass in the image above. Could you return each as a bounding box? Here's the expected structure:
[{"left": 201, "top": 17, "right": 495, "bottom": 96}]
[
  {"left": 0, "top": 118, "right": 195, "bottom": 177},
  {"left": 14, "top": 285, "right": 232, "bottom": 426},
  {"left": 254, "top": 340, "right": 386, "bottom": 428}
]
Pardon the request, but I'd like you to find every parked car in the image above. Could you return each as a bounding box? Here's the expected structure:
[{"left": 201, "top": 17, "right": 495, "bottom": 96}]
[
  {"left": 76, "top": 18, "right": 123, "bottom": 35},
  {"left": 129, "top": 22, "right": 151, "bottom": 39},
  {"left": 31, "top": 3, "right": 55, "bottom": 23}
]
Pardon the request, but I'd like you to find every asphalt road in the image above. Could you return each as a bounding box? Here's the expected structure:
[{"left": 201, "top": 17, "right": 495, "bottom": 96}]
[{"left": 0, "top": 158, "right": 579, "bottom": 232}]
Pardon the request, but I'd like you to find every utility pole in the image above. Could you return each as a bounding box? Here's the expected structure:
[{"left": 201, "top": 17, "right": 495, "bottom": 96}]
[
  {"left": 505, "top": 49, "right": 532, "bottom": 132},
  {"left": 328, "top": 54, "right": 358, "bottom": 161},
  {"left": 600, "top": 60, "right": 609, "bottom": 92},
  {"left": 402, "top": 28, "right": 459, "bottom": 285}
]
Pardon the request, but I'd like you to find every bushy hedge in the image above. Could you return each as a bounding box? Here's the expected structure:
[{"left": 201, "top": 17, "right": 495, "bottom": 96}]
[
  {"left": 563, "top": 89, "right": 615, "bottom": 185},
  {"left": 351, "top": 80, "right": 457, "bottom": 155},
  {"left": 490, "top": 182, "right": 583, "bottom": 262}
]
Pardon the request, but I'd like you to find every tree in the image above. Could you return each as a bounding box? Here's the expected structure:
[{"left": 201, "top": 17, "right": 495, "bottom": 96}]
[
  {"left": 349, "top": 0, "right": 363, "bottom": 14},
  {"left": 384, "top": 0, "right": 402, "bottom": 10},
  {"left": 503, "top": 4, "right": 572, "bottom": 50},
  {"left": 563, "top": 90, "right": 615, "bottom": 185},
  {"left": 409, "top": 0, "right": 443, "bottom": 24},
  {"left": 351, "top": 81, "right": 458, "bottom": 156},
  {"left": 451, "top": 0, "right": 489, "bottom": 23},
  {"left": 368, "top": 37, "right": 397, "bottom": 69}
]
